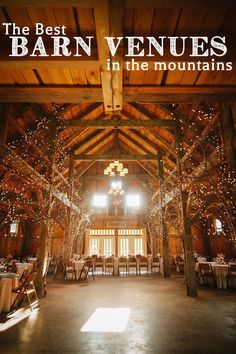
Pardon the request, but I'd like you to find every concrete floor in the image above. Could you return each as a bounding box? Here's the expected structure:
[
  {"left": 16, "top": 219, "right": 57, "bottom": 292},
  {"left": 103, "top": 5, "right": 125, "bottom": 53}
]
[{"left": 0, "top": 275, "right": 236, "bottom": 354}]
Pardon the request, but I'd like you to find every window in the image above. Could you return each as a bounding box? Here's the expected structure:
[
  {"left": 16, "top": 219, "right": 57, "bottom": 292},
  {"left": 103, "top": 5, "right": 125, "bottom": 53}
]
[
  {"left": 104, "top": 239, "right": 113, "bottom": 256},
  {"left": 111, "top": 181, "right": 122, "bottom": 190},
  {"left": 9, "top": 222, "right": 18, "bottom": 234},
  {"left": 126, "top": 194, "right": 140, "bottom": 208},
  {"left": 134, "top": 239, "right": 143, "bottom": 255},
  {"left": 90, "top": 229, "right": 115, "bottom": 235},
  {"left": 120, "top": 238, "right": 129, "bottom": 256},
  {"left": 118, "top": 229, "right": 143, "bottom": 235},
  {"left": 92, "top": 194, "right": 107, "bottom": 207},
  {"left": 214, "top": 219, "right": 223, "bottom": 233},
  {"left": 90, "top": 238, "right": 100, "bottom": 255}
]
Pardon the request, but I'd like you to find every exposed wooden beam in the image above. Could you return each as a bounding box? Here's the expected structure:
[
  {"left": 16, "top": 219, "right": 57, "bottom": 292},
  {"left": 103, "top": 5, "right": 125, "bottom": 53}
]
[
  {"left": 94, "top": 1, "right": 113, "bottom": 112},
  {"left": 74, "top": 153, "right": 157, "bottom": 160},
  {"left": 68, "top": 117, "right": 173, "bottom": 127},
  {"left": 123, "top": 103, "right": 176, "bottom": 156},
  {"left": 109, "top": 0, "right": 123, "bottom": 111},
  {"left": 1, "top": 86, "right": 235, "bottom": 103},
  {"left": 0, "top": 0, "right": 233, "bottom": 7},
  {"left": 124, "top": 86, "right": 236, "bottom": 103}
]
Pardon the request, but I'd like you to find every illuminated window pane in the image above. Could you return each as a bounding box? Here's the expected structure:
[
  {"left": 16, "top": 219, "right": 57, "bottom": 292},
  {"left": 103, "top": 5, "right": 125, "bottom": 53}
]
[
  {"left": 111, "top": 181, "right": 122, "bottom": 189},
  {"left": 10, "top": 222, "right": 18, "bottom": 234},
  {"left": 214, "top": 219, "right": 223, "bottom": 233},
  {"left": 93, "top": 194, "right": 107, "bottom": 207},
  {"left": 126, "top": 194, "right": 140, "bottom": 207}
]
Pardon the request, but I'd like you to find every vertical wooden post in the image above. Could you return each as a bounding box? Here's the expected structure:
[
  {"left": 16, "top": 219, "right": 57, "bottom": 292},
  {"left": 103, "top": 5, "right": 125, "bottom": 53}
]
[
  {"left": 201, "top": 217, "right": 211, "bottom": 257},
  {"left": 219, "top": 103, "right": 236, "bottom": 170},
  {"left": 219, "top": 104, "right": 236, "bottom": 252},
  {"left": 36, "top": 121, "right": 57, "bottom": 297},
  {"left": 0, "top": 104, "right": 9, "bottom": 154},
  {"left": 175, "top": 119, "right": 198, "bottom": 297},
  {"left": 157, "top": 150, "right": 170, "bottom": 278},
  {"left": 64, "top": 152, "right": 75, "bottom": 260}
]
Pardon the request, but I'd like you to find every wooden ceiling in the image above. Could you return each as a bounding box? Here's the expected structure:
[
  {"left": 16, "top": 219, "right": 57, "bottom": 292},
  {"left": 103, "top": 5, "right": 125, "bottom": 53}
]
[
  {"left": 0, "top": 0, "right": 235, "bottom": 111},
  {"left": 0, "top": 0, "right": 236, "bottom": 218}
]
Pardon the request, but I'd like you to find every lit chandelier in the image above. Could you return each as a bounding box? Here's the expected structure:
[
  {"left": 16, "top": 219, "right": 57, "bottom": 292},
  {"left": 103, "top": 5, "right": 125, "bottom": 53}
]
[
  {"left": 103, "top": 126, "right": 128, "bottom": 177},
  {"left": 104, "top": 161, "right": 128, "bottom": 177}
]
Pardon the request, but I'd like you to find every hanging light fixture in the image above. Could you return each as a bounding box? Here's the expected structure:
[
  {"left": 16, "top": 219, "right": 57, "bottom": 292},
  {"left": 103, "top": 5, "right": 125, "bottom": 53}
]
[
  {"left": 103, "top": 127, "right": 128, "bottom": 177},
  {"left": 104, "top": 161, "right": 128, "bottom": 176},
  {"left": 108, "top": 180, "right": 125, "bottom": 196}
]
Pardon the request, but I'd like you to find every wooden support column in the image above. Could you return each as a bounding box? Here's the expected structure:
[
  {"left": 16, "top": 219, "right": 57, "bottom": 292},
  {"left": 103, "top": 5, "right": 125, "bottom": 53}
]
[
  {"left": 36, "top": 122, "right": 57, "bottom": 297},
  {"left": 64, "top": 152, "right": 75, "bottom": 260},
  {"left": 219, "top": 103, "right": 236, "bottom": 170},
  {"left": 21, "top": 222, "right": 31, "bottom": 257},
  {"left": 201, "top": 217, "right": 211, "bottom": 257},
  {"left": 157, "top": 150, "right": 170, "bottom": 278},
  {"left": 175, "top": 119, "right": 198, "bottom": 297},
  {"left": 0, "top": 104, "right": 9, "bottom": 155}
]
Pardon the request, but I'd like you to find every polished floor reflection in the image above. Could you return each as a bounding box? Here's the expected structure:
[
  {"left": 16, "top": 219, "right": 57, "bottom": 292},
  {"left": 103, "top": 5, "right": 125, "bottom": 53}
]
[{"left": 0, "top": 275, "right": 236, "bottom": 353}]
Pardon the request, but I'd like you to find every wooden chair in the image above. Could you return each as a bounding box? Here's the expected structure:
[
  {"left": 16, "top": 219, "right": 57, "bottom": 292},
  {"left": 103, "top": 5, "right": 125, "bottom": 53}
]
[
  {"left": 94, "top": 257, "right": 104, "bottom": 275},
  {"left": 64, "top": 261, "right": 76, "bottom": 280},
  {"left": 151, "top": 257, "right": 160, "bottom": 273},
  {"left": 7, "top": 263, "right": 17, "bottom": 273},
  {"left": 128, "top": 257, "right": 138, "bottom": 275},
  {"left": 177, "top": 260, "right": 185, "bottom": 274},
  {"left": 105, "top": 257, "right": 114, "bottom": 275},
  {"left": 78, "top": 260, "right": 94, "bottom": 282},
  {"left": 198, "top": 263, "right": 216, "bottom": 287},
  {"left": 118, "top": 257, "right": 127, "bottom": 275},
  {"left": 139, "top": 256, "right": 148, "bottom": 275},
  {"left": 11, "top": 272, "right": 39, "bottom": 311},
  {"left": 227, "top": 264, "right": 236, "bottom": 288}
]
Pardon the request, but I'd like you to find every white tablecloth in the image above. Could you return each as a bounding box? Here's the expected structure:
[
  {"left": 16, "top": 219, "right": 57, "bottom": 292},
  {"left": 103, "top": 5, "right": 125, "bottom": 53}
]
[
  {"left": 196, "top": 262, "right": 236, "bottom": 289},
  {"left": 27, "top": 257, "right": 37, "bottom": 264},
  {"left": 0, "top": 273, "right": 19, "bottom": 313},
  {"left": 211, "top": 264, "right": 229, "bottom": 289}
]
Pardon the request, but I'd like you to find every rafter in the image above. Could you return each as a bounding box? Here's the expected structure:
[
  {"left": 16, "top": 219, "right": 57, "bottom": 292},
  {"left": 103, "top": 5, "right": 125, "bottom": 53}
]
[
  {"left": 1, "top": 86, "right": 235, "bottom": 103},
  {"left": 74, "top": 153, "right": 157, "bottom": 160}
]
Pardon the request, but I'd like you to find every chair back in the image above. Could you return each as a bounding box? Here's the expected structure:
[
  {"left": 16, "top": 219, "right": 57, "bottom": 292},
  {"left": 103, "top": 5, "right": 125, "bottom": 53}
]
[
  {"left": 95, "top": 257, "right": 103, "bottom": 265},
  {"left": 106, "top": 257, "right": 114, "bottom": 265},
  {"left": 128, "top": 257, "right": 136, "bottom": 264},
  {"left": 152, "top": 257, "right": 160, "bottom": 265},
  {"left": 199, "top": 263, "right": 212, "bottom": 273},
  {"left": 64, "top": 261, "right": 74, "bottom": 268},
  {"left": 139, "top": 256, "right": 147, "bottom": 264},
  {"left": 229, "top": 264, "right": 236, "bottom": 276}
]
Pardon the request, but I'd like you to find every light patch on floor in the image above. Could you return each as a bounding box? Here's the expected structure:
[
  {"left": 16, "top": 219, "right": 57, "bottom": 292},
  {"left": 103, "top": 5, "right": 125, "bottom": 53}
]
[{"left": 80, "top": 307, "right": 130, "bottom": 333}]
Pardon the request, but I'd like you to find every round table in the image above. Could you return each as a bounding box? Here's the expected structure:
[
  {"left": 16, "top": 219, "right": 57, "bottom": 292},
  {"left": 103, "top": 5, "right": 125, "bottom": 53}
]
[{"left": 0, "top": 273, "right": 19, "bottom": 313}]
